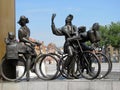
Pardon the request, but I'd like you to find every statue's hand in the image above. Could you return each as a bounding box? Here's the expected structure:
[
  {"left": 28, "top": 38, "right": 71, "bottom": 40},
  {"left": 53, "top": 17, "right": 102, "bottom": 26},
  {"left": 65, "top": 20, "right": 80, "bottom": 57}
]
[{"left": 51, "top": 13, "right": 56, "bottom": 23}]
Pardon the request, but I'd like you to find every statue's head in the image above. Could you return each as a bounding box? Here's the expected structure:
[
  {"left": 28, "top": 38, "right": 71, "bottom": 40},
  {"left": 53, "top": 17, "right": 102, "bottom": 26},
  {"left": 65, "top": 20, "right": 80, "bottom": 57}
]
[
  {"left": 65, "top": 14, "right": 73, "bottom": 24},
  {"left": 78, "top": 26, "right": 86, "bottom": 33},
  {"left": 92, "top": 23, "right": 99, "bottom": 31},
  {"left": 8, "top": 32, "right": 15, "bottom": 40},
  {"left": 18, "top": 15, "right": 29, "bottom": 26}
]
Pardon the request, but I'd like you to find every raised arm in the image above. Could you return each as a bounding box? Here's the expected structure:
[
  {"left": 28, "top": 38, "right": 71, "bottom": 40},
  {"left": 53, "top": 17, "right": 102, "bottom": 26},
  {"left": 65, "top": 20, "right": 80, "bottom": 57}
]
[{"left": 51, "top": 13, "right": 63, "bottom": 36}]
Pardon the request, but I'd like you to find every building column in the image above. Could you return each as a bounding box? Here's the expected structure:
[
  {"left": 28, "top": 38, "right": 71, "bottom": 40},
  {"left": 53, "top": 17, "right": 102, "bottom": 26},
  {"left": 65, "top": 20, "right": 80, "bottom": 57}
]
[
  {"left": 0, "top": 0, "right": 15, "bottom": 60},
  {"left": 0, "top": 0, "right": 15, "bottom": 79}
]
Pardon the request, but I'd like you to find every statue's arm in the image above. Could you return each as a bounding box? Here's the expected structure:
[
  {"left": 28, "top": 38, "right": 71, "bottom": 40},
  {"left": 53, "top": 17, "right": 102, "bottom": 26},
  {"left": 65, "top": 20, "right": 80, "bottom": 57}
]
[
  {"left": 51, "top": 13, "right": 63, "bottom": 36},
  {"left": 4, "top": 38, "right": 10, "bottom": 44},
  {"left": 18, "top": 29, "right": 30, "bottom": 43}
]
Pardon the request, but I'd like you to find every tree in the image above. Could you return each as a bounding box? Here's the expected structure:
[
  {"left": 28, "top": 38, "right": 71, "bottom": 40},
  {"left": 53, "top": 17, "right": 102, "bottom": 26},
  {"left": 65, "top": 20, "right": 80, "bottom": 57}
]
[
  {"left": 108, "top": 22, "right": 120, "bottom": 61},
  {"left": 99, "top": 25, "right": 110, "bottom": 47},
  {"left": 108, "top": 22, "right": 120, "bottom": 48},
  {"left": 99, "top": 22, "right": 120, "bottom": 48}
]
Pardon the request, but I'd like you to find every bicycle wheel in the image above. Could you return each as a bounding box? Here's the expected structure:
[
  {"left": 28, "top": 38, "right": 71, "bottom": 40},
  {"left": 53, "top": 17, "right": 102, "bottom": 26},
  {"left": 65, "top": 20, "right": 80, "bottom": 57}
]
[
  {"left": 48, "top": 53, "right": 61, "bottom": 79},
  {"left": 78, "top": 51, "right": 101, "bottom": 80},
  {"left": 96, "top": 53, "right": 112, "bottom": 79},
  {"left": 35, "top": 54, "right": 59, "bottom": 80},
  {"left": 59, "top": 54, "right": 78, "bottom": 79},
  {"left": 1, "top": 56, "right": 26, "bottom": 82},
  {"left": 58, "top": 55, "right": 69, "bottom": 79}
]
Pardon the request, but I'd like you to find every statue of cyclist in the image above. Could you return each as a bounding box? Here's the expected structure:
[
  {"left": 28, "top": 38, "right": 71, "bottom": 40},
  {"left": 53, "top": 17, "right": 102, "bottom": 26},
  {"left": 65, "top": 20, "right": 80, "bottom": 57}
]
[
  {"left": 51, "top": 14, "right": 78, "bottom": 78},
  {"left": 17, "top": 15, "right": 41, "bottom": 73}
]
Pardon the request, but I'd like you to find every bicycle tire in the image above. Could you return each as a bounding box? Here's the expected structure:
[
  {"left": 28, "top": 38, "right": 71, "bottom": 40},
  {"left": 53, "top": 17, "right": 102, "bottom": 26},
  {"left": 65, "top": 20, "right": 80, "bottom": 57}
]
[
  {"left": 58, "top": 55, "right": 69, "bottom": 79},
  {"left": 96, "top": 53, "right": 112, "bottom": 79},
  {"left": 1, "top": 56, "right": 26, "bottom": 82},
  {"left": 78, "top": 51, "right": 101, "bottom": 80},
  {"left": 58, "top": 54, "right": 77, "bottom": 79},
  {"left": 48, "top": 53, "right": 61, "bottom": 79},
  {"left": 35, "top": 54, "right": 59, "bottom": 80}
]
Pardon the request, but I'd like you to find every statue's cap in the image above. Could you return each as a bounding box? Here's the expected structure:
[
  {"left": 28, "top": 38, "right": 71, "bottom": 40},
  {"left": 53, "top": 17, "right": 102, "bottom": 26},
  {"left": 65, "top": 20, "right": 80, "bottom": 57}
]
[
  {"left": 20, "top": 15, "right": 27, "bottom": 20},
  {"left": 18, "top": 15, "right": 28, "bottom": 24},
  {"left": 92, "top": 23, "right": 99, "bottom": 31},
  {"left": 66, "top": 14, "right": 73, "bottom": 21},
  {"left": 78, "top": 26, "right": 86, "bottom": 33}
]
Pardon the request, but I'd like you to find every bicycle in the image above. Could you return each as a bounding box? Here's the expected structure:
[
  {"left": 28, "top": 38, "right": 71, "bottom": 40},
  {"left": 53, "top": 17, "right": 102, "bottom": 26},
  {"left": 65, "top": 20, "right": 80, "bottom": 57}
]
[
  {"left": 43, "top": 38, "right": 101, "bottom": 80},
  {"left": 0, "top": 41, "right": 58, "bottom": 81}
]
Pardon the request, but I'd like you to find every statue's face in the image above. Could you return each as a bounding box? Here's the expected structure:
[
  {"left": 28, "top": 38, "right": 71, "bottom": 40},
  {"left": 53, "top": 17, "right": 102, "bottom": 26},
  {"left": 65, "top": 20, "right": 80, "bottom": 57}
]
[
  {"left": 8, "top": 32, "right": 15, "bottom": 39},
  {"left": 65, "top": 15, "right": 73, "bottom": 25},
  {"left": 9, "top": 35, "right": 15, "bottom": 39},
  {"left": 65, "top": 18, "right": 72, "bottom": 25},
  {"left": 20, "top": 19, "right": 26, "bottom": 26},
  {"left": 66, "top": 19, "right": 71, "bottom": 23},
  {"left": 21, "top": 19, "right": 26, "bottom": 24}
]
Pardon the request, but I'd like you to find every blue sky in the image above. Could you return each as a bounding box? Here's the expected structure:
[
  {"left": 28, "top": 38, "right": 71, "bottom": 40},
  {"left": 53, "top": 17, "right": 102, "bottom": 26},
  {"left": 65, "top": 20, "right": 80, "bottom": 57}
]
[{"left": 16, "top": 0, "right": 120, "bottom": 47}]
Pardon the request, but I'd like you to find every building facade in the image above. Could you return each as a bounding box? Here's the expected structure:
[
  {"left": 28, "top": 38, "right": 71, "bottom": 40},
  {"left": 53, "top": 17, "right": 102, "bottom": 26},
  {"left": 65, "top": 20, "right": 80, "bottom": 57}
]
[{"left": 105, "top": 45, "right": 120, "bottom": 62}]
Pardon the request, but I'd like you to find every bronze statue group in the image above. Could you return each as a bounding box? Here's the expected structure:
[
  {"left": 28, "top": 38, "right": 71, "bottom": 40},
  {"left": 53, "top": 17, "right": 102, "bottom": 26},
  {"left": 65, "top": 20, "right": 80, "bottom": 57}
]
[{"left": 0, "top": 14, "right": 112, "bottom": 81}]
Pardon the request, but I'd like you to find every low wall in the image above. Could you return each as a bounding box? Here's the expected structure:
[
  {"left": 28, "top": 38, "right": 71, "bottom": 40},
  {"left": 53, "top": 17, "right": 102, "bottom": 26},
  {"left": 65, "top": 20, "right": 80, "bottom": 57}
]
[{"left": 0, "top": 79, "right": 120, "bottom": 90}]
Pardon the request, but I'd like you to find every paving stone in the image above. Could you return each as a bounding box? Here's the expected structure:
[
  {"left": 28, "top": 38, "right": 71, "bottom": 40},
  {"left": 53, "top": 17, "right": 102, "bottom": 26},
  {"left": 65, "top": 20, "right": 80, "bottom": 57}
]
[{"left": 48, "top": 81, "right": 68, "bottom": 90}]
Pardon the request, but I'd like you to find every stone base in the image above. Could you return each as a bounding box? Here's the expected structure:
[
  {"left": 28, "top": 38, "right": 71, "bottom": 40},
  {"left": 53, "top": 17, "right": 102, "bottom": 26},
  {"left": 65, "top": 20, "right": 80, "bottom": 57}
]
[{"left": 0, "top": 79, "right": 120, "bottom": 90}]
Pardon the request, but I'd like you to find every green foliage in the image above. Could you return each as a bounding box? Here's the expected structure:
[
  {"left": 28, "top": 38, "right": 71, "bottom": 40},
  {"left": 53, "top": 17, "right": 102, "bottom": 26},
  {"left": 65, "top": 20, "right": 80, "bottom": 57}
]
[
  {"left": 86, "top": 41, "right": 91, "bottom": 46},
  {"left": 99, "top": 25, "right": 109, "bottom": 47},
  {"left": 108, "top": 22, "right": 120, "bottom": 48},
  {"left": 99, "top": 21, "right": 120, "bottom": 48}
]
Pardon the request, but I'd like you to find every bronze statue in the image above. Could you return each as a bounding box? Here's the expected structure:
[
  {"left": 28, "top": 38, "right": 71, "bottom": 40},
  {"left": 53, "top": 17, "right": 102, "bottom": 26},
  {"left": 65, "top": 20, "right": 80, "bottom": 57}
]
[
  {"left": 87, "top": 23, "right": 101, "bottom": 43},
  {"left": 77, "top": 26, "right": 94, "bottom": 51},
  {"left": 5, "top": 32, "right": 17, "bottom": 45},
  {"left": 51, "top": 14, "right": 78, "bottom": 78},
  {"left": 18, "top": 15, "right": 31, "bottom": 44},
  {"left": 3, "top": 32, "right": 18, "bottom": 79},
  {"left": 17, "top": 15, "right": 41, "bottom": 50},
  {"left": 5, "top": 32, "right": 18, "bottom": 60},
  {"left": 17, "top": 16, "right": 38, "bottom": 80},
  {"left": 17, "top": 15, "right": 37, "bottom": 54},
  {"left": 51, "top": 14, "right": 78, "bottom": 54}
]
